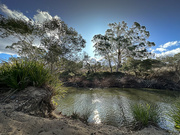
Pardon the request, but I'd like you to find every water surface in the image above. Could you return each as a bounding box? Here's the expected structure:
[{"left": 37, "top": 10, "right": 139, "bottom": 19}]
[{"left": 55, "top": 88, "right": 180, "bottom": 131}]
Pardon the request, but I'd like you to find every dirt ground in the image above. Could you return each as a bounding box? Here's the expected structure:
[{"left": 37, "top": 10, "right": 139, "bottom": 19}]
[{"left": 0, "top": 105, "right": 173, "bottom": 135}]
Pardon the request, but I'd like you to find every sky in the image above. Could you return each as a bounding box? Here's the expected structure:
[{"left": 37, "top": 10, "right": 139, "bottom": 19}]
[{"left": 0, "top": 0, "right": 180, "bottom": 61}]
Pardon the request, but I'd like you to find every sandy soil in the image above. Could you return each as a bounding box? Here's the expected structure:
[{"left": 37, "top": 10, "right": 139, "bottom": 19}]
[{"left": 0, "top": 108, "right": 172, "bottom": 135}]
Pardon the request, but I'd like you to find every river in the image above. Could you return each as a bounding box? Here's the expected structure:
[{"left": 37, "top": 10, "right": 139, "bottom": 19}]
[{"left": 55, "top": 88, "right": 180, "bottom": 131}]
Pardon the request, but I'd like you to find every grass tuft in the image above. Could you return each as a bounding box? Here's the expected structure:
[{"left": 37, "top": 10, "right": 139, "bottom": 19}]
[
  {"left": 130, "top": 102, "right": 159, "bottom": 130},
  {"left": 0, "top": 59, "right": 50, "bottom": 91},
  {"left": 168, "top": 98, "right": 180, "bottom": 132}
]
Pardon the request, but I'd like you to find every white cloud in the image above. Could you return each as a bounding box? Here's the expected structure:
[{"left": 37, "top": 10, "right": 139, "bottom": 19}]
[
  {"left": 0, "top": 4, "right": 29, "bottom": 21},
  {"left": 0, "top": 4, "right": 60, "bottom": 24},
  {"left": 155, "top": 48, "right": 180, "bottom": 57},
  {"left": 0, "top": 38, "right": 17, "bottom": 55},
  {"left": 33, "top": 10, "right": 52, "bottom": 23},
  {"left": 151, "top": 49, "right": 155, "bottom": 53},
  {"left": 160, "top": 41, "right": 179, "bottom": 48},
  {"left": 155, "top": 41, "right": 180, "bottom": 52},
  {"left": 33, "top": 10, "right": 60, "bottom": 23},
  {"left": 156, "top": 48, "right": 166, "bottom": 52}
]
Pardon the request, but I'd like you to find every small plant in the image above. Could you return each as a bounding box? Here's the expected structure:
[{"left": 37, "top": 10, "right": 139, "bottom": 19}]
[
  {"left": 0, "top": 60, "right": 29, "bottom": 90},
  {"left": 130, "top": 102, "right": 159, "bottom": 129},
  {"left": 168, "top": 98, "right": 180, "bottom": 132},
  {"left": 49, "top": 75, "right": 67, "bottom": 97},
  {"left": 71, "top": 112, "right": 80, "bottom": 119},
  {"left": 70, "top": 112, "right": 90, "bottom": 125},
  {"left": 0, "top": 59, "right": 51, "bottom": 91},
  {"left": 28, "top": 61, "right": 50, "bottom": 87}
]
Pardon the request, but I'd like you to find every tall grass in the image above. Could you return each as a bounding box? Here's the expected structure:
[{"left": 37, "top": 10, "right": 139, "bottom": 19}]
[
  {"left": 28, "top": 61, "right": 50, "bottom": 87},
  {"left": 130, "top": 102, "right": 159, "bottom": 129},
  {"left": 168, "top": 98, "right": 180, "bottom": 132},
  {"left": 0, "top": 59, "right": 50, "bottom": 90}
]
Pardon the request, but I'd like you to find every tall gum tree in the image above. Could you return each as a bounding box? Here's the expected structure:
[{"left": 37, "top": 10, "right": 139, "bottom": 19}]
[
  {"left": 93, "top": 21, "right": 155, "bottom": 72},
  {"left": 0, "top": 14, "right": 86, "bottom": 73},
  {"left": 92, "top": 34, "right": 113, "bottom": 72}
]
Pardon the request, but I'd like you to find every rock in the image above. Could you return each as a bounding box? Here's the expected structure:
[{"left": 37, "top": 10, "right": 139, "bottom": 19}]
[
  {"left": 10, "top": 95, "right": 16, "bottom": 100},
  {"left": 4, "top": 104, "right": 13, "bottom": 109},
  {"left": 2, "top": 110, "right": 6, "bottom": 113},
  {"left": 38, "top": 130, "right": 43, "bottom": 133}
]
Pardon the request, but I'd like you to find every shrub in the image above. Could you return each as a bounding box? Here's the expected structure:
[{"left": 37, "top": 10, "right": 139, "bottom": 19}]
[
  {"left": 168, "top": 98, "right": 180, "bottom": 132},
  {"left": 0, "top": 59, "right": 51, "bottom": 90},
  {"left": 70, "top": 111, "right": 90, "bottom": 124},
  {"left": 28, "top": 61, "right": 50, "bottom": 87},
  {"left": 130, "top": 102, "right": 159, "bottom": 129},
  {"left": 49, "top": 75, "right": 67, "bottom": 97}
]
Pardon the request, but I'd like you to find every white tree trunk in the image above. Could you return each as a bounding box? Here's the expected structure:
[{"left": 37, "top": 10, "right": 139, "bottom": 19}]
[{"left": 116, "top": 49, "right": 121, "bottom": 72}]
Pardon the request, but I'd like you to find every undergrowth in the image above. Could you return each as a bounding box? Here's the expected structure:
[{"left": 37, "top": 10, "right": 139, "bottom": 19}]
[
  {"left": 0, "top": 59, "right": 66, "bottom": 96},
  {"left": 130, "top": 102, "right": 159, "bottom": 130},
  {"left": 168, "top": 98, "right": 180, "bottom": 132}
]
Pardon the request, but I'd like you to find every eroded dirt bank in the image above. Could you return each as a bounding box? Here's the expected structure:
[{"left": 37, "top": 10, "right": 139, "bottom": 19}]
[
  {"left": 63, "top": 72, "right": 180, "bottom": 91},
  {"left": 0, "top": 87, "right": 173, "bottom": 135}
]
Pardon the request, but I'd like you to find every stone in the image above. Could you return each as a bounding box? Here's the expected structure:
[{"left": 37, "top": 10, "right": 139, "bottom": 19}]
[
  {"left": 4, "top": 104, "right": 13, "bottom": 109},
  {"left": 10, "top": 95, "right": 16, "bottom": 100}
]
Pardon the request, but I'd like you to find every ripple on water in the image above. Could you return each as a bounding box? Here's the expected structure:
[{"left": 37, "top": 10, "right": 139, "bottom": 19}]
[{"left": 56, "top": 88, "right": 180, "bottom": 131}]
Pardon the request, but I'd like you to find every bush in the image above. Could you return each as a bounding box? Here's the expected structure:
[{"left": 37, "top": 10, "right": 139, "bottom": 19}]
[
  {"left": 168, "top": 98, "right": 180, "bottom": 132},
  {"left": 130, "top": 102, "right": 159, "bottom": 129},
  {"left": 49, "top": 75, "right": 67, "bottom": 97},
  {"left": 0, "top": 59, "right": 51, "bottom": 90},
  {"left": 28, "top": 61, "right": 50, "bottom": 87}
]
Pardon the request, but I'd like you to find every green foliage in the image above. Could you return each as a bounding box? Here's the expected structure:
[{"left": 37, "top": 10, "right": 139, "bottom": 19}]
[
  {"left": 28, "top": 61, "right": 50, "bottom": 87},
  {"left": 70, "top": 111, "right": 90, "bottom": 124},
  {"left": 0, "top": 16, "right": 34, "bottom": 36},
  {"left": 71, "top": 112, "right": 80, "bottom": 119},
  {"left": 49, "top": 75, "right": 67, "bottom": 97},
  {"left": 168, "top": 98, "right": 180, "bottom": 132},
  {"left": 0, "top": 14, "right": 86, "bottom": 74},
  {"left": 157, "top": 53, "right": 180, "bottom": 81},
  {"left": 131, "top": 102, "right": 159, "bottom": 128},
  {"left": 92, "top": 21, "right": 155, "bottom": 72},
  {"left": 0, "top": 59, "right": 50, "bottom": 90},
  {"left": 60, "top": 58, "right": 83, "bottom": 74},
  {"left": 122, "top": 58, "right": 160, "bottom": 77},
  {"left": 0, "top": 61, "right": 29, "bottom": 90}
]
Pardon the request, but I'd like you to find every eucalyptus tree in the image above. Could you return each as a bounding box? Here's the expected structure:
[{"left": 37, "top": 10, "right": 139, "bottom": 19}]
[
  {"left": 0, "top": 15, "right": 43, "bottom": 59},
  {"left": 40, "top": 18, "right": 86, "bottom": 72},
  {"left": 159, "top": 53, "right": 180, "bottom": 79},
  {"left": 122, "top": 57, "right": 160, "bottom": 77},
  {"left": 0, "top": 14, "right": 86, "bottom": 73},
  {"left": 92, "top": 34, "right": 113, "bottom": 72},
  {"left": 93, "top": 21, "right": 155, "bottom": 72}
]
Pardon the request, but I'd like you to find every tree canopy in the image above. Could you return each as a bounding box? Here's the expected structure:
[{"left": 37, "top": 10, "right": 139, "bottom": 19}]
[
  {"left": 0, "top": 14, "right": 86, "bottom": 73},
  {"left": 92, "top": 21, "right": 155, "bottom": 72}
]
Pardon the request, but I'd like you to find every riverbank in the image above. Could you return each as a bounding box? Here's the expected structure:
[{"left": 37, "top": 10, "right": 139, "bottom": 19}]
[
  {"left": 0, "top": 87, "right": 173, "bottom": 135},
  {"left": 0, "top": 111, "right": 171, "bottom": 135},
  {"left": 62, "top": 72, "right": 180, "bottom": 91}
]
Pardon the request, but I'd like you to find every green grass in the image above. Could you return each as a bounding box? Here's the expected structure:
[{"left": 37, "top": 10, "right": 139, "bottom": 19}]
[
  {"left": 70, "top": 111, "right": 90, "bottom": 124},
  {"left": 168, "top": 98, "right": 180, "bottom": 132},
  {"left": 0, "top": 59, "right": 51, "bottom": 91},
  {"left": 130, "top": 102, "right": 159, "bottom": 129}
]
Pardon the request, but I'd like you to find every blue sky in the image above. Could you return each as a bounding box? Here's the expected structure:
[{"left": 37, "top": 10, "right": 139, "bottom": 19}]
[{"left": 0, "top": 0, "right": 180, "bottom": 60}]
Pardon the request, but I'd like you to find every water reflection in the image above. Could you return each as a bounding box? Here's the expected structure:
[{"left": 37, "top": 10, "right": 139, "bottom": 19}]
[
  {"left": 89, "top": 95, "right": 102, "bottom": 124},
  {"left": 55, "top": 88, "right": 180, "bottom": 131}
]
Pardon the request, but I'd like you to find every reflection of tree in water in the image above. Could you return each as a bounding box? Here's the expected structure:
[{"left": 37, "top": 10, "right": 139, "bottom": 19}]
[
  {"left": 56, "top": 88, "right": 179, "bottom": 130},
  {"left": 88, "top": 92, "right": 132, "bottom": 127}
]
